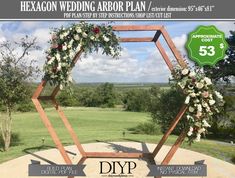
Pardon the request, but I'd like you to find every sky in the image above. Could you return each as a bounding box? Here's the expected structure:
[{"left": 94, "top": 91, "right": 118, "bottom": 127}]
[{"left": 0, "top": 21, "right": 234, "bottom": 83}]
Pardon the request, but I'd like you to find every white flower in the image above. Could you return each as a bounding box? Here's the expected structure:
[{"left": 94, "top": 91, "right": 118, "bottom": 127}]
[
  {"left": 59, "top": 34, "right": 64, "bottom": 39},
  {"left": 187, "top": 131, "right": 193, "bottom": 136},
  {"left": 57, "top": 63, "right": 61, "bottom": 71},
  {"left": 59, "top": 84, "right": 63, "bottom": 90},
  {"left": 47, "top": 57, "right": 55, "bottom": 65},
  {"left": 69, "top": 39, "right": 74, "bottom": 45},
  {"left": 190, "top": 92, "right": 196, "bottom": 97},
  {"left": 75, "top": 26, "right": 82, "bottom": 33},
  {"left": 103, "top": 35, "right": 110, "bottom": 42},
  {"left": 62, "top": 44, "right": 67, "bottom": 51},
  {"left": 197, "top": 104, "right": 202, "bottom": 112},
  {"left": 202, "top": 101, "right": 208, "bottom": 108},
  {"left": 68, "top": 44, "right": 72, "bottom": 49},
  {"left": 185, "top": 96, "right": 190, "bottom": 104},
  {"left": 209, "top": 100, "right": 216, "bottom": 106},
  {"left": 196, "top": 112, "right": 202, "bottom": 118},
  {"left": 196, "top": 82, "right": 204, "bottom": 89},
  {"left": 90, "top": 36, "right": 95, "bottom": 40},
  {"left": 195, "top": 133, "right": 201, "bottom": 142},
  {"left": 189, "top": 106, "right": 195, "bottom": 112},
  {"left": 202, "top": 120, "right": 211, "bottom": 127},
  {"left": 189, "top": 71, "right": 196, "bottom": 77},
  {"left": 186, "top": 115, "right": 194, "bottom": 121},
  {"left": 82, "top": 32, "right": 87, "bottom": 38},
  {"left": 198, "top": 128, "right": 206, "bottom": 134},
  {"left": 178, "top": 82, "right": 185, "bottom": 89},
  {"left": 204, "top": 77, "right": 212, "bottom": 85},
  {"left": 74, "top": 34, "right": 80, "bottom": 41},
  {"left": 109, "top": 46, "right": 115, "bottom": 56},
  {"left": 76, "top": 44, "right": 82, "bottom": 51},
  {"left": 214, "top": 91, "right": 223, "bottom": 100},
  {"left": 68, "top": 75, "right": 73, "bottom": 82},
  {"left": 55, "top": 53, "right": 61, "bottom": 60},
  {"left": 181, "top": 68, "right": 189, "bottom": 75},
  {"left": 187, "top": 126, "right": 194, "bottom": 136},
  {"left": 69, "top": 51, "right": 75, "bottom": 59}
]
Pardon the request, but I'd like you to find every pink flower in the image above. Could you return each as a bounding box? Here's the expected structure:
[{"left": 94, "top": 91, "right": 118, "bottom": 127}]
[
  {"left": 51, "top": 34, "right": 57, "bottom": 40},
  {"left": 196, "top": 112, "right": 202, "bottom": 118},
  {"left": 46, "top": 56, "right": 51, "bottom": 61},
  {"left": 202, "top": 91, "right": 209, "bottom": 98},
  {"left": 51, "top": 42, "right": 58, "bottom": 49}
]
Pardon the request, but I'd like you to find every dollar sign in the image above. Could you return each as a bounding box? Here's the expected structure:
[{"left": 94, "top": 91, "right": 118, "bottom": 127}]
[{"left": 220, "top": 43, "right": 224, "bottom": 49}]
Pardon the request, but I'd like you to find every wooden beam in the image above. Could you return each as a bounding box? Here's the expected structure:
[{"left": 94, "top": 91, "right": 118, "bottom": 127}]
[
  {"left": 152, "top": 105, "right": 187, "bottom": 157},
  {"left": 31, "top": 99, "right": 72, "bottom": 164},
  {"left": 113, "top": 25, "right": 163, "bottom": 31},
  {"left": 51, "top": 99, "right": 86, "bottom": 157},
  {"left": 32, "top": 80, "right": 47, "bottom": 99},
  {"left": 119, "top": 37, "right": 153, "bottom": 42},
  {"left": 161, "top": 129, "right": 187, "bottom": 165},
  {"left": 152, "top": 30, "right": 162, "bottom": 42},
  {"left": 160, "top": 27, "right": 187, "bottom": 68},
  {"left": 155, "top": 41, "right": 174, "bottom": 71}
]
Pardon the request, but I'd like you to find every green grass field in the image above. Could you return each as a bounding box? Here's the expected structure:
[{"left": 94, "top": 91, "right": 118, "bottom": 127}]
[{"left": 0, "top": 107, "right": 235, "bottom": 164}]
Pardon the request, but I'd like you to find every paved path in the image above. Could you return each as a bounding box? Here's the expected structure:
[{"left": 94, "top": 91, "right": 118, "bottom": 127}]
[{"left": 0, "top": 142, "right": 234, "bottom": 178}]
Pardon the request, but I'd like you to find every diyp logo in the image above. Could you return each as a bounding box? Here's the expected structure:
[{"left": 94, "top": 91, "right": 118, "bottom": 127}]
[{"left": 99, "top": 161, "right": 137, "bottom": 176}]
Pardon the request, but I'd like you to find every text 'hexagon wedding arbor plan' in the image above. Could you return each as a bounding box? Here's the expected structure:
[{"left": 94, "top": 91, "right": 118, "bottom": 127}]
[{"left": 32, "top": 25, "right": 188, "bottom": 177}]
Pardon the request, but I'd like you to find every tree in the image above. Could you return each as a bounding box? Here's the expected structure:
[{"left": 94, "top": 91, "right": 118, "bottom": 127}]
[
  {"left": 150, "top": 88, "right": 186, "bottom": 134},
  {"left": 123, "top": 89, "right": 151, "bottom": 112},
  {"left": 57, "top": 90, "right": 79, "bottom": 106},
  {"left": 95, "top": 83, "right": 116, "bottom": 107},
  {"left": 204, "top": 30, "right": 235, "bottom": 83},
  {"left": 0, "top": 36, "right": 39, "bottom": 151}
]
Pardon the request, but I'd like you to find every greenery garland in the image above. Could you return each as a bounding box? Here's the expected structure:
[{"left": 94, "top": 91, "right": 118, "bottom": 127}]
[
  {"left": 43, "top": 22, "right": 121, "bottom": 89},
  {"left": 172, "top": 66, "right": 225, "bottom": 142}
]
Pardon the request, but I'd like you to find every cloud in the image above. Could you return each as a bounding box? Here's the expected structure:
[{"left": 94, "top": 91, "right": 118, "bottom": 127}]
[{"left": 0, "top": 21, "right": 234, "bottom": 83}]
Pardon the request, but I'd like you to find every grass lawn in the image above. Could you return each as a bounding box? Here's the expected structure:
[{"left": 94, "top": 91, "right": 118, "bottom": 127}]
[{"left": 0, "top": 107, "right": 234, "bottom": 164}]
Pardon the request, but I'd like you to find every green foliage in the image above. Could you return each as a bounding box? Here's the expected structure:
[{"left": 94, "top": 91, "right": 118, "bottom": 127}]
[
  {"left": 123, "top": 89, "right": 150, "bottom": 112},
  {"left": 204, "top": 30, "right": 235, "bottom": 83},
  {"left": 0, "top": 36, "right": 39, "bottom": 151},
  {"left": 57, "top": 83, "right": 116, "bottom": 108},
  {"left": 231, "top": 155, "right": 235, "bottom": 164},
  {"left": 150, "top": 88, "right": 186, "bottom": 134},
  {"left": 95, "top": 83, "right": 116, "bottom": 107},
  {"left": 16, "top": 102, "right": 35, "bottom": 112},
  {"left": 128, "top": 121, "right": 162, "bottom": 135},
  {"left": 57, "top": 90, "right": 79, "bottom": 106},
  {"left": 77, "top": 88, "right": 98, "bottom": 107},
  {"left": 44, "top": 22, "right": 121, "bottom": 88}
]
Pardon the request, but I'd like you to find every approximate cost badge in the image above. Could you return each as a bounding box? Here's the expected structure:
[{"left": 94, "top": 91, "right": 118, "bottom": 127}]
[{"left": 186, "top": 25, "right": 228, "bottom": 66}]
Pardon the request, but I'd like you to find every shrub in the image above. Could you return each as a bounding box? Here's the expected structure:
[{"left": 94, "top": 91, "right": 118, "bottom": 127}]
[
  {"left": 231, "top": 155, "right": 235, "bottom": 164},
  {"left": 128, "top": 121, "right": 162, "bottom": 135},
  {"left": 17, "top": 102, "right": 35, "bottom": 112}
]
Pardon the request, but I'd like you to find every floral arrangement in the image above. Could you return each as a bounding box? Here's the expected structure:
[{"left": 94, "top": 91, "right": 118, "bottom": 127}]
[
  {"left": 43, "top": 22, "right": 121, "bottom": 89},
  {"left": 172, "top": 66, "right": 224, "bottom": 143}
]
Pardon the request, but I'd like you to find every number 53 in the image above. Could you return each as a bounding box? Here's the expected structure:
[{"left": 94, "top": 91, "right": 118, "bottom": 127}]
[{"left": 199, "top": 46, "right": 215, "bottom": 56}]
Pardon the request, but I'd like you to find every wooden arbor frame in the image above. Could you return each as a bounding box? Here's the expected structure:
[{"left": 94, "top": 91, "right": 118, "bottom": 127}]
[{"left": 32, "top": 25, "right": 188, "bottom": 174}]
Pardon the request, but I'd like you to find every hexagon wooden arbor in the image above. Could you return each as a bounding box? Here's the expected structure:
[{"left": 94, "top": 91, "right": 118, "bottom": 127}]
[{"left": 32, "top": 25, "right": 188, "bottom": 177}]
